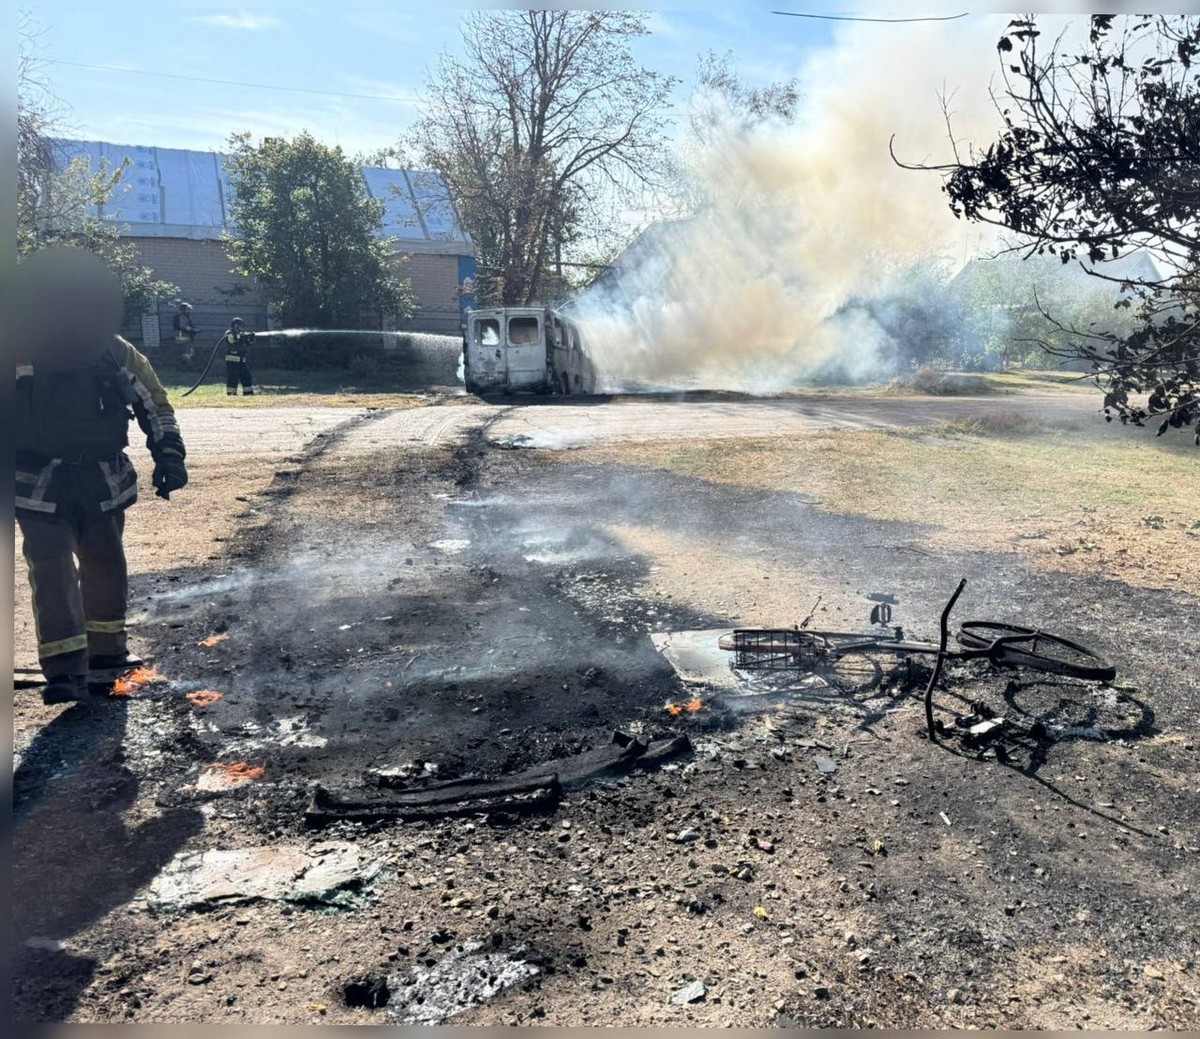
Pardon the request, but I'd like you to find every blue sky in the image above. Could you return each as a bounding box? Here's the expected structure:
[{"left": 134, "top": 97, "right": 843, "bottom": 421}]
[{"left": 25, "top": 2, "right": 841, "bottom": 157}]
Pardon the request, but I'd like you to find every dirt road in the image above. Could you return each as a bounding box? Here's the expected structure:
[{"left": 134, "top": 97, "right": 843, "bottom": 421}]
[
  {"left": 176, "top": 388, "right": 1113, "bottom": 455},
  {"left": 15, "top": 390, "right": 1110, "bottom": 669},
  {"left": 12, "top": 391, "right": 1199, "bottom": 1027}
]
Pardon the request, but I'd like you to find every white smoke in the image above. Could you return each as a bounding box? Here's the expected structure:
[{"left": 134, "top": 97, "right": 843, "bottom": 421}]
[{"left": 574, "top": 14, "right": 1033, "bottom": 392}]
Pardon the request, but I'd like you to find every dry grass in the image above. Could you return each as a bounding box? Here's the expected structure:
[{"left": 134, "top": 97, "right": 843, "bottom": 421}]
[
  {"left": 887, "top": 368, "right": 992, "bottom": 396},
  {"left": 884, "top": 369, "right": 1099, "bottom": 398},
  {"left": 576, "top": 426, "right": 1200, "bottom": 595},
  {"left": 606, "top": 523, "right": 842, "bottom": 628},
  {"left": 12, "top": 459, "right": 280, "bottom": 671},
  {"left": 924, "top": 411, "right": 1047, "bottom": 437}
]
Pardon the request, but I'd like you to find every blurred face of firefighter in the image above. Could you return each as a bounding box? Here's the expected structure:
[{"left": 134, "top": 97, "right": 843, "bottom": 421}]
[{"left": 17, "top": 247, "right": 125, "bottom": 369}]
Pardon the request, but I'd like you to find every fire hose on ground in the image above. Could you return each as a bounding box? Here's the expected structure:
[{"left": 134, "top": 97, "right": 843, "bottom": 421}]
[{"left": 179, "top": 336, "right": 226, "bottom": 398}]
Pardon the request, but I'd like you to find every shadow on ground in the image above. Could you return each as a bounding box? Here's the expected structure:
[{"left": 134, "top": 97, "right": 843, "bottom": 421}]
[{"left": 12, "top": 698, "right": 204, "bottom": 1022}]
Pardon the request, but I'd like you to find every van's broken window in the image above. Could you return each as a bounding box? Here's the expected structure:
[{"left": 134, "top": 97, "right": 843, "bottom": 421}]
[
  {"left": 508, "top": 316, "right": 540, "bottom": 345},
  {"left": 475, "top": 318, "right": 500, "bottom": 346}
]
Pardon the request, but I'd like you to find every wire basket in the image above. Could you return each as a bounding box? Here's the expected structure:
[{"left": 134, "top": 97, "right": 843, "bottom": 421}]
[{"left": 728, "top": 628, "right": 829, "bottom": 671}]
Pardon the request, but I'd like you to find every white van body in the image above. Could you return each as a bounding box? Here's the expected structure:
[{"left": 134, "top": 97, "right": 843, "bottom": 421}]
[{"left": 463, "top": 307, "right": 594, "bottom": 395}]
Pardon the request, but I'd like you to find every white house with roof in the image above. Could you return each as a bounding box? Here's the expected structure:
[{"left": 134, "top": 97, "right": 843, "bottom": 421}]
[{"left": 52, "top": 139, "right": 476, "bottom": 343}]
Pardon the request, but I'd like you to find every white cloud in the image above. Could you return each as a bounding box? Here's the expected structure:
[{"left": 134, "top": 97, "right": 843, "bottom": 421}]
[{"left": 193, "top": 13, "right": 282, "bottom": 31}]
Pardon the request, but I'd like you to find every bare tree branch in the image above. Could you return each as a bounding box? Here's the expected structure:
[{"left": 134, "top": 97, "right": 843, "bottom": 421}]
[{"left": 407, "top": 10, "right": 675, "bottom": 305}]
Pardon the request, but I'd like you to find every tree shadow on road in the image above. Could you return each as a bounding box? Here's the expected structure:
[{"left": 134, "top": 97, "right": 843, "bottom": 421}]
[{"left": 11, "top": 697, "right": 204, "bottom": 1023}]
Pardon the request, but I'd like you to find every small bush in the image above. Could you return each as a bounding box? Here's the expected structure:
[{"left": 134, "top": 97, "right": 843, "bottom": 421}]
[
  {"left": 934, "top": 411, "right": 1043, "bottom": 436},
  {"left": 889, "top": 366, "right": 991, "bottom": 396}
]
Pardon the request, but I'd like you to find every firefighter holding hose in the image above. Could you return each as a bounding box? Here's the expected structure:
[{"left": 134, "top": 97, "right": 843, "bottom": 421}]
[
  {"left": 12, "top": 246, "right": 189, "bottom": 703},
  {"left": 222, "top": 317, "right": 256, "bottom": 396}
]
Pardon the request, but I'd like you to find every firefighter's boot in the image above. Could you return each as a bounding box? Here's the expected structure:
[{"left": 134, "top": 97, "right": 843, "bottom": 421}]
[
  {"left": 42, "top": 674, "right": 89, "bottom": 705},
  {"left": 89, "top": 651, "right": 146, "bottom": 673}
]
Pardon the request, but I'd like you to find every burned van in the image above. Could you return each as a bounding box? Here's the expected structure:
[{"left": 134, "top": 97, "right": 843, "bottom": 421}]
[{"left": 463, "top": 307, "right": 595, "bottom": 395}]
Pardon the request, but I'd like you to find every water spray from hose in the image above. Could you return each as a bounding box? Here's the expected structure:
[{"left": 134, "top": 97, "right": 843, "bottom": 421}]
[{"left": 177, "top": 327, "right": 465, "bottom": 397}]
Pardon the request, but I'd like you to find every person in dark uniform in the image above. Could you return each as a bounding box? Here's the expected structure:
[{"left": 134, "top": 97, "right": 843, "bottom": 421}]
[
  {"left": 222, "top": 317, "right": 256, "bottom": 396},
  {"left": 13, "top": 247, "right": 189, "bottom": 703}
]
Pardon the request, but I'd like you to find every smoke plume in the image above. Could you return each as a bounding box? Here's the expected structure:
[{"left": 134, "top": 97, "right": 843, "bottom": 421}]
[{"left": 574, "top": 14, "right": 1021, "bottom": 392}]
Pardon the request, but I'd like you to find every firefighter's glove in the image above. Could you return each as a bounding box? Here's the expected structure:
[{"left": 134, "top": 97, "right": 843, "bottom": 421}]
[{"left": 153, "top": 452, "right": 189, "bottom": 500}]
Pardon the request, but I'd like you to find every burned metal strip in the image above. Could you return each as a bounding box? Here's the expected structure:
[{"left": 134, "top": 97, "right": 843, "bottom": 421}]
[
  {"left": 305, "top": 774, "right": 563, "bottom": 826},
  {"left": 306, "top": 732, "right": 693, "bottom": 827}
]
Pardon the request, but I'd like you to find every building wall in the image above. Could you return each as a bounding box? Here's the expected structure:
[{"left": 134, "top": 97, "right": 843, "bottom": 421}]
[
  {"left": 123, "top": 236, "right": 471, "bottom": 346},
  {"left": 400, "top": 252, "right": 465, "bottom": 335},
  {"left": 127, "top": 237, "right": 267, "bottom": 348}
]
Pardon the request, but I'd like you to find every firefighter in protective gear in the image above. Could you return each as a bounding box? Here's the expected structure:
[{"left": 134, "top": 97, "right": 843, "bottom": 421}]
[
  {"left": 12, "top": 247, "right": 189, "bottom": 704},
  {"left": 173, "top": 302, "right": 197, "bottom": 345},
  {"left": 222, "top": 317, "right": 255, "bottom": 395},
  {"left": 173, "top": 301, "right": 198, "bottom": 365}
]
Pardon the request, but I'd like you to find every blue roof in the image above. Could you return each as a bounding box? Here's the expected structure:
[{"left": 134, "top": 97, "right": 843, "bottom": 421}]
[{"left": 53, "top": 138, "right": 471, "bottom": 251}]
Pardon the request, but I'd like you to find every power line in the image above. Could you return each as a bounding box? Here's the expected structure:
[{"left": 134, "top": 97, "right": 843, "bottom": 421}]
[
  {"left": 46, "top": 59, "right": 422, "bottom": 104},
  {"left": 772, "top": 10, "right": 970, "bottom": 22}
]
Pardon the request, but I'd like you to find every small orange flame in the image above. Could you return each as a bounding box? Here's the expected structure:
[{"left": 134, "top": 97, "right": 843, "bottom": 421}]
[
  {"left": 111, "top": 666, "right": 165, "bottom": 696},
  {"left": 665, "top": 697, "right": 704, "bottom": 716},
  {"left": 199, "top": 633, "right": 229, "bottom": 648},
  {"left": 186, "top": 689, "right": 223, "bottom": 707},
  {"left": 205, "top": 761, "right": 264, "bottom": 784}
]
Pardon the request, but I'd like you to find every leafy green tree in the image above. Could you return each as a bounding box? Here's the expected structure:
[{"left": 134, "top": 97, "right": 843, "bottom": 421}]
[
  {"left": 224, "top": 132, "right": 414, "bottom": 328},
  {"left": 948, "top": 253, "right": 1141, "bottom": 370},
  {"left": 17, "top": 11, "right": 175, "bottom": 317}
]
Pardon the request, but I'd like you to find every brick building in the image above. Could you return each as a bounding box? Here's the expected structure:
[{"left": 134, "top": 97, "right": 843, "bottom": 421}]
[{"left": 54, "top": 140, "right": 476, "bottom": 345}]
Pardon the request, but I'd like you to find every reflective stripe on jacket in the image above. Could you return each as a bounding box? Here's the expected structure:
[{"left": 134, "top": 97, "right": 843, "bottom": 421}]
[
  {"left": 223, "top": 330, "right": 251, "bottom": 362},
  {"left": 16, "top": 454, "right": 139, "bottom": 516},
  {"left": 14, "top": 335, "right": 184, "bottom": 518}
]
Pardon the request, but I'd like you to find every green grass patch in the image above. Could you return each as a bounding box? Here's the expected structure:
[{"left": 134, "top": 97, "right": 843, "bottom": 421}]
[
  {"left": 157, "top": 367, "right": 435, "bottom": 409},
  {"left": 983, "top": 369, "right": 1097, "bottom": 394}
]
